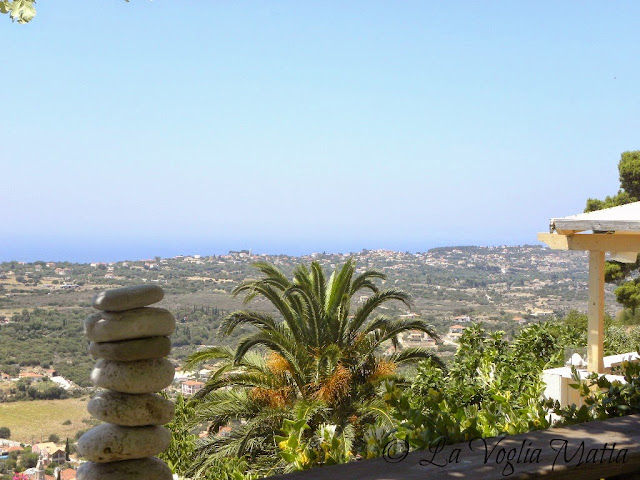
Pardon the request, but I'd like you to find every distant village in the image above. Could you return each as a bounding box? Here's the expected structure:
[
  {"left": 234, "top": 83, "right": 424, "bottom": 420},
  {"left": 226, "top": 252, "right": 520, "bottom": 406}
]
[{"left": 0, "top": 245, "right": 608, "bottom": 322}]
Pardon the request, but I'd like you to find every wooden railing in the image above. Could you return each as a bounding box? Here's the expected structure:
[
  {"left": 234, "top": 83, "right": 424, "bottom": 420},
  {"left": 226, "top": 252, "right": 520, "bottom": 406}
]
[{"left": 266, "top": 414, "right": 640, "bottom": 479}]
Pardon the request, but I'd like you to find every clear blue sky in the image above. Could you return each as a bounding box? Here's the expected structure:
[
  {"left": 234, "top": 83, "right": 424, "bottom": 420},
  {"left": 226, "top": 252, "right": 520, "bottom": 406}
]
[{"left": 2, "top": 1, "right": 639, "bottom": 262}]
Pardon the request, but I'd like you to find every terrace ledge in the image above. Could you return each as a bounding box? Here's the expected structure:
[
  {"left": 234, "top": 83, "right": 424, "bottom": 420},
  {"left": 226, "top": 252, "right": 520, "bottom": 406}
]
[{"left": 265, "top": 414, "right": 640, "bottom": 479}]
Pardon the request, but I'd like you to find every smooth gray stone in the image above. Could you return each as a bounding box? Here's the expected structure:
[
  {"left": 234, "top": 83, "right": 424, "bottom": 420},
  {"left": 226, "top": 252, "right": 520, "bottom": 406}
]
[
  {"left": 85, "top": 307, "right": 176, "bottom": 343},
  {"left": 77, "top": 457, "right": 173, "bottom": 480},
  {"left": 89, "top": 336, "right": 172, "bottom": 361},
  {"left": 92, "top": 284, "right": 164, "bottom": 312},
  {"left": 91, "top": 358, "right": 175, "bottom": 394},
  {"left": 88, "top": 391, "right": 175, "bottom": 426},
  {"left": 77, "top": 424, "right": 171, "bottom": 462}
]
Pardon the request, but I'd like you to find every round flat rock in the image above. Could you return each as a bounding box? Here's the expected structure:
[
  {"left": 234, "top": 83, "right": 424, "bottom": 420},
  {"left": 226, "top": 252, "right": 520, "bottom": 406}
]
[
  {"left": 89, "top": 336, "right": 172, "bottom": 361},
  {"left": 77, "top": 424, "right": 171, "bottom": 462},
  {"left": 84, "top": 307, "right": 176, "bottom": 343},
  {"left": 88, "top": 391, "right": 175, "bottom": 426},
  {"left": 92, "top": 285, "right": 164, "bottom": 312},
  {"left": 91, "top": 358, "right": 175, "bottom": 394},
  {"left": 77, "top": 457, "right": 173, "bottom": 480}
]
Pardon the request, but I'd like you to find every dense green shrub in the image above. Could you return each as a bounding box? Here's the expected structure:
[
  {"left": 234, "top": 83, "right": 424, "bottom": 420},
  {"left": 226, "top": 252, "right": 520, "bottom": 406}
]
[{"left": 368, "top": 322, "right": 564, "bottom": 452}]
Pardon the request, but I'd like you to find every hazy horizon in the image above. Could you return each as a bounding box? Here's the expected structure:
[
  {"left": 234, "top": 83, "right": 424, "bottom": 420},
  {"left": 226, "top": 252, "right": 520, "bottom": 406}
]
[{"left": 0, "top": 237, "right": 547, "bottom": 264}]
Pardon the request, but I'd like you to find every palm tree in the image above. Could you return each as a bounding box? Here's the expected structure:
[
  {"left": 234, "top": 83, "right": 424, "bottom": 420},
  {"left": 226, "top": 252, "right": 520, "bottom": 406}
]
[{"left": 184, "top": 259, "right": 439, "bottom": 476}]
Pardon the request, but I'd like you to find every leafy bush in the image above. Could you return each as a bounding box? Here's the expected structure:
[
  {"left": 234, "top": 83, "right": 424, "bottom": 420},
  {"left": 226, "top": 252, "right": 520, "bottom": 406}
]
[
  {"left": 275, "top": 412, "right": 354, "bottom": 472},
  {"left": 363, "top": 322, "right": 571, "bottom": 454},
  {"left": 159, "top": 394, "right": 197, "bottom": 477},
  {"left": 18, "top": 452, "right": 38, "bottom": 470}
]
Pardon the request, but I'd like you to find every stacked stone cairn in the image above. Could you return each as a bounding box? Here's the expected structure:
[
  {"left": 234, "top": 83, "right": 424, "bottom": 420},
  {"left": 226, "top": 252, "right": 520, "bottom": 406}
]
[{"left": 76, "top": 285, "right": 176, "bottom": 480}]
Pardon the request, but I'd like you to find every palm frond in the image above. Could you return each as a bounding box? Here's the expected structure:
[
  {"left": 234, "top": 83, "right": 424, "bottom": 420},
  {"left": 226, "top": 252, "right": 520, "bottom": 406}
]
[
  {"left": 219, "top": 310, "right": 278, "bottom": 337},
  {"left": 194, "top": 388, "right": 257, "bottom": 422},
  {"left": 310, "top": 261, "right": 327, "bottom": 307},
  {"left": 243, "top": 262, "right": 291, "bottom": 289},
  {"left": 183, "top": 346, "right": 235, "bottom": 372},
  {"left": 324, "top": 258, "right": 355, "bottom": 315},
  {"left": 348, "top": 289, "right": 413, "bottom": 339},
  {"left": 349, "top": 269, "right": 385, "bottom": 295},
  {"left": 284, "top": 285, "right": 322, "bottom": 346},
  {"left": 365, "top": 318, "right": 440, "bottom": 348},
  {"left": 354, "top": 397, "right": 395, "bottom": 428},
  {"left": 386, "top": 347, "right": 445, "bottom": 368},
  {"left": 233, "top": 329, "right": 308, "bottom": 393}
]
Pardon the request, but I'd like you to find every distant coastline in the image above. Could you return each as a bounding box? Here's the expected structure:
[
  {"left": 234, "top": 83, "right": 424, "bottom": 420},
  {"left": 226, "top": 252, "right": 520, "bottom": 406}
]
[{"left": 0, "top": 241, "right": 546, "bottom": 264}]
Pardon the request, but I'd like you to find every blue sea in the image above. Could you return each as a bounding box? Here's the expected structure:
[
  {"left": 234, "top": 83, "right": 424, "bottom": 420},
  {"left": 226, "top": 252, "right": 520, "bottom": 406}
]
[{"left": 0, "top": 236, "right": 531, "bottom": 264}]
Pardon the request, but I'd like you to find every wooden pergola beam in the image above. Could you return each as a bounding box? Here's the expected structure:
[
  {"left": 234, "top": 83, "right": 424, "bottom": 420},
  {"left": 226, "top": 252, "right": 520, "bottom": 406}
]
[
  {"left": 538, "top": 232, "right": 640, "bottom": 252},
  {"left": 588, "top": 251, "right": 605, "bottom": 373}
]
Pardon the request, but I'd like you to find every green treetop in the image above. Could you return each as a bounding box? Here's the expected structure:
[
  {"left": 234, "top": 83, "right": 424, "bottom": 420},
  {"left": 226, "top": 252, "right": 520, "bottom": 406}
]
[
  {"left": 585, "top": 151, "right": 640, "bottom": 213},
  {"left": 585, "top": 151, "right": 640, "bottom": 316}
]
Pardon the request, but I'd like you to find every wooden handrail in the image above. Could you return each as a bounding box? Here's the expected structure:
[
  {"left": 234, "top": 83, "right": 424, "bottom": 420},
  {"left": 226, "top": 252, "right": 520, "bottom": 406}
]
[{"left": 266, "top": 414, "right": 640, "bottom": 479}]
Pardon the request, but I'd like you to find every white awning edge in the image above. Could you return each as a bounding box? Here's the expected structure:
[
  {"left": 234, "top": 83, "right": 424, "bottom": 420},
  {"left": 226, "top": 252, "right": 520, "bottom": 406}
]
[{"left": 551, "top": 201, "right": 640, "bottom": 233}]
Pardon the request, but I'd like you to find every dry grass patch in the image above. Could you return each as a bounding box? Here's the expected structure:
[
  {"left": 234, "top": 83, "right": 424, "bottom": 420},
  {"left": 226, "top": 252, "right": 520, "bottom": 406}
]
[{"left": 0, "top": 398, "right": 91, "bottom": 444}]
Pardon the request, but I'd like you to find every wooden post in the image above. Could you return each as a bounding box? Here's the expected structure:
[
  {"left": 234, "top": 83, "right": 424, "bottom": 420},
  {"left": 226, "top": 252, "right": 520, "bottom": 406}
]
[{"left": 587, "top": 250, "right": 605, "bottom": 373}]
